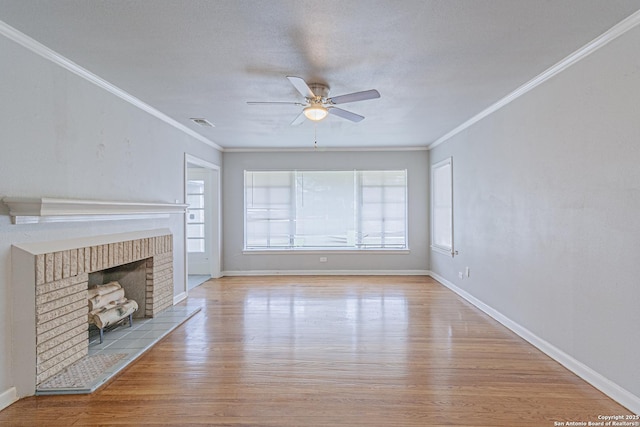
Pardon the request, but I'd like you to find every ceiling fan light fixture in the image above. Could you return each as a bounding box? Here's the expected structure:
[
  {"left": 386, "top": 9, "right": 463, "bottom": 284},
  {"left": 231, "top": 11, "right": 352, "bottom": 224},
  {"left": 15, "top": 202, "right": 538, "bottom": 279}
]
[{"left": 303, "top": 105, "right": 328, "bottom": 121}]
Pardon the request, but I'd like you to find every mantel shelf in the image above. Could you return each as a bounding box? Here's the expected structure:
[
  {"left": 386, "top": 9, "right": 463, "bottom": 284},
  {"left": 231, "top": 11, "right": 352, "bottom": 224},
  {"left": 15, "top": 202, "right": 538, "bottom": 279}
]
[{"left": 2, "top": 197, "right": 188, "bottom": 224}]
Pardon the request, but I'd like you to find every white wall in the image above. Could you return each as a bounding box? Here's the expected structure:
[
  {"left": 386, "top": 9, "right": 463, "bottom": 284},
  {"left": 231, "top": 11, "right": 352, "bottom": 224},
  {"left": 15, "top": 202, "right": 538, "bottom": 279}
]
[
  {"left": 222, "top": 150, "right": 430, "bottom": 274},
  {"left": 0, "top": 32, "right": 221, "bottom": 400},
  {"left": 429, "top": 23, "right": 640, "bottom": 408}
]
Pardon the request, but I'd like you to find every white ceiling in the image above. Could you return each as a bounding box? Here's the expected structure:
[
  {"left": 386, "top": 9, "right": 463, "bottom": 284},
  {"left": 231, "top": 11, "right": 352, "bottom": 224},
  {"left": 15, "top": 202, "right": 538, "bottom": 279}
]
[{"left": 2, "top": 1, "right": 640, "bottom": 150}]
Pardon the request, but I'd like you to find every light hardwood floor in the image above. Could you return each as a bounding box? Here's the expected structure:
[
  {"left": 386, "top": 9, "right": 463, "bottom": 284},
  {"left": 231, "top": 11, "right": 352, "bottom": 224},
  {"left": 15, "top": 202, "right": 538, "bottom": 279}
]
[{"left": 0, "top": 276, "right": 632, "bottom": 426}]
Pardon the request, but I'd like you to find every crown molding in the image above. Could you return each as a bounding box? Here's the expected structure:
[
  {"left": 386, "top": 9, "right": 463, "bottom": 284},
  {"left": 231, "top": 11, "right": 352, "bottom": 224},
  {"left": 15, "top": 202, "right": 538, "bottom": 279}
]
[
  {"left": 0, "top": 20, "right": 223, "bottom": 152},
  {"left": 223, "top": 146, "right": 429, "bottom": 153},
  {"left": 428, "top": 9, "right": 640, "bottom": 150}
]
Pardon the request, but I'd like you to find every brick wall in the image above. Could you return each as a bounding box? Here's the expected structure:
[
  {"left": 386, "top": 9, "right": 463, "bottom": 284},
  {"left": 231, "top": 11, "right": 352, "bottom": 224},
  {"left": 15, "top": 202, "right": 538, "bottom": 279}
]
[{"left": 34, "top": 234, "right": 173, "bottom": 386}]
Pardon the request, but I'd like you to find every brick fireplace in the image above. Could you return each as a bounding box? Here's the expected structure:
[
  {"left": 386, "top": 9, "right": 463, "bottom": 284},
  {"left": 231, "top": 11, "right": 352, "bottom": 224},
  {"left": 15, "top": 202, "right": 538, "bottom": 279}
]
[{"left": 11, "top": 229, "right": 174, "bottom": 396}]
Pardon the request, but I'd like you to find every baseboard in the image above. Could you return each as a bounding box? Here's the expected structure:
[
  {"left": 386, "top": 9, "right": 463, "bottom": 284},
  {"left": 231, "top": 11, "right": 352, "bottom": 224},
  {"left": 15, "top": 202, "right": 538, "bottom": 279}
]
[
  {"left": 428, "top": 271, "right": 640, "bottom": 414},
  {"left": 222, "top": 269, "right": 430, "bottom": 277},
  {"left": 173, "top": 292, "right": 187, "bottom": 305},
  {"left": 0, "top": 387, "right": 17, "bottom": 411}
]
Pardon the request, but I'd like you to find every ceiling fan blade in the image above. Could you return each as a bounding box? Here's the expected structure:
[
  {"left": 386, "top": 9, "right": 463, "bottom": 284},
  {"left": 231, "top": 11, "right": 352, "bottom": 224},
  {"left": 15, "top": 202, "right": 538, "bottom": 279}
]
[
  {"left": 290, "top": 111, "right": 307, "bottom": 126},
  {"left": 247, "top": 101, "right": 305, "bottom": 106},
  {"left": 328, "top": 89, "right": 380, "bottom": 105},
  {"left": 287, "top": 76, "right": 316, "bottom": 98},
  {"left": 328, "top": 107, "right": 365, "bottom": 122}
]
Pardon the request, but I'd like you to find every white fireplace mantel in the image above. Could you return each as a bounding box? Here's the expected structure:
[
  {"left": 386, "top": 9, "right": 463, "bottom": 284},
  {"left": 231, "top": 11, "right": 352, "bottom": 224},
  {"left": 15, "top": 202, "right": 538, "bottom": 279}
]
[{"left": 2, "top": 197, "right": 188, "bottom": 224}]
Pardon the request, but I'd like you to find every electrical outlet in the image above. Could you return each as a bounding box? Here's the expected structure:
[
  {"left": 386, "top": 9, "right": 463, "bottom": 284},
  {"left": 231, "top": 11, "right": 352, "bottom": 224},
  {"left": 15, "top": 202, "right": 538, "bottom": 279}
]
[
  {"left": 458, "top": 272, "right": 464, "bottom": 279},
  {"left": 320, "top": 257, "right": 328, "bottom": 263}
]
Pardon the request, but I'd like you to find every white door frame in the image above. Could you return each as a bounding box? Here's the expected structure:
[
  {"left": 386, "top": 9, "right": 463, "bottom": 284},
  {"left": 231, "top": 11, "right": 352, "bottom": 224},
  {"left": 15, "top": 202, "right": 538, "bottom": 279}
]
[
  {"left": 186, "top": 167, "right": 214, "bottom": 275},
  {"left": 184, "top": 154, "right": 222, "bottom": 295}
]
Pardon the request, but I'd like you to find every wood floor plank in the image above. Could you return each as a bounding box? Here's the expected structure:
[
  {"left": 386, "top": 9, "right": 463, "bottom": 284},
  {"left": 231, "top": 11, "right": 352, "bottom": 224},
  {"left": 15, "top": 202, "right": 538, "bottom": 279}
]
[{"left": 0, "top": 275, "right": 633, "bottom": 426}]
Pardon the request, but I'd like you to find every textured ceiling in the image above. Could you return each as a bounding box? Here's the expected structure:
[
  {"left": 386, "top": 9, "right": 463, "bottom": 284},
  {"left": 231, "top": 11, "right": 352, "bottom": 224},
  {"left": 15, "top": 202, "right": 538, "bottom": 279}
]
[{"left": 1, "top": 0, "right": 640, "bottom": 149}]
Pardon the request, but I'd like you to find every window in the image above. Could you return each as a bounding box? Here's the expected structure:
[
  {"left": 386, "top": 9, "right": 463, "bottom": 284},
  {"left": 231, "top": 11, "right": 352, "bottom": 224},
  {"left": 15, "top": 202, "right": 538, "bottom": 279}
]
[
  {"left": 186, "top": 179, "right": 206, "bottom": 253},
  {"left": 431, "top": 157, "right": 453, "bottom": 256},
  {"left": 244, "top": 170, "right": 408, "bottom": 250}
]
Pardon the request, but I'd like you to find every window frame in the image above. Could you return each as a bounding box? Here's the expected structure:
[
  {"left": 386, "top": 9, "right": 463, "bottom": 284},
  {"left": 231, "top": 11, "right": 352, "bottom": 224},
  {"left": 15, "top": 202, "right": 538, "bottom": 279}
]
[
  {"left": 243, "top": 169, "right": 409, "bottom": 253},
  {"left": 431, "top": 157, "right": 454, "bottom": 257}
]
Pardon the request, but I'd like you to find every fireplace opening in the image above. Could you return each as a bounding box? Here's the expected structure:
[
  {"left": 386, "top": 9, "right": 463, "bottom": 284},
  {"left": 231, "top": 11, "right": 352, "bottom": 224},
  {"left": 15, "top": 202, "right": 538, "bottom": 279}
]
[{"left": 89, "top": 259, "right": 148, "bottom": 319}]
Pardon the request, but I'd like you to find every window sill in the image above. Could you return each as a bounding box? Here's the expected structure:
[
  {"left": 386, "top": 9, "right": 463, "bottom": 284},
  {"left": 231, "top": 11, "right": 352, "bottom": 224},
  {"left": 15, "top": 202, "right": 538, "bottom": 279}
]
[{"left": 243, "top": 248, "right": 410, "bottom": 255}]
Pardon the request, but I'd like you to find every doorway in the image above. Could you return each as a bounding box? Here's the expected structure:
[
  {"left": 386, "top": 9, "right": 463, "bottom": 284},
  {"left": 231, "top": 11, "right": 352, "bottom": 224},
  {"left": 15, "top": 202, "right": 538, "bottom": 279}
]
[{"left": 184, "top": 154, "right": 221, "bottom": 290}]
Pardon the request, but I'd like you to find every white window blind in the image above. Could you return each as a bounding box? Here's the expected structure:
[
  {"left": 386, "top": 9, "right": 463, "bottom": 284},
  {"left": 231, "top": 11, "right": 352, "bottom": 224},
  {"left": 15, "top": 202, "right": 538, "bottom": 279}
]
[
  {"left": 244, "top": 170, "right": 407, "bottom": 250},
  {"left": 431, "top": 158, "right": 453, "bottom": 256}
]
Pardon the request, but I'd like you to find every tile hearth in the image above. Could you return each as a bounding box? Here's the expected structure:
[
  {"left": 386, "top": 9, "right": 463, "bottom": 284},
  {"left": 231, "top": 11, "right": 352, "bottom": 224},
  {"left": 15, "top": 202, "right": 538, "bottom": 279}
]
[{"left": 36, "top": 305, "right": 200, "bottom": 395}]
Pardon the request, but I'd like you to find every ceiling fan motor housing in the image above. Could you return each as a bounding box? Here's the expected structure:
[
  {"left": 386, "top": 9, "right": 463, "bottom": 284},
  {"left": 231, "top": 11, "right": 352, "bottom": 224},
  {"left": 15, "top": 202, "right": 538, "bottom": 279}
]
[{"left": 308, "top": 83, "right": 330, "bottom": 100}]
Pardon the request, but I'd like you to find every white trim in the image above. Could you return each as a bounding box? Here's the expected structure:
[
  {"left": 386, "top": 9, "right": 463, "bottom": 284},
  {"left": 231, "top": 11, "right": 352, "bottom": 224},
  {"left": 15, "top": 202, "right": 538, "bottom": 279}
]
[
  {"left": 428, "top": 9, "right": 640, "bottom": 150},
  {"left": 430, "top": 245, "right": 454, "bottom": 257},
  {"left": 224, "top": 146, "right": 429, "bottom": 153},
  {"left": 430, "top": 157, "right": 454, "bottom": 256},
  {"left": 173, "top": 292, "right": 187, "bottom": 305},
  {"left": 428, "top": 271, "right": 640, "bottom": 414},
  {"left": 2, "top": 197, "right": 187, "bottom": 224},
  {"left": 184, "top": 154, "right": 223, "bottom": 290},
  {"left": 13, "top": 228, "right": 172, "bottom": 255},
  {"left": 184, "top": 156, "right": 221, "bottom": 171},
  {"left": 0, "top": 20, "right": 223, "bottom": 152},
  {"left": 9, "top": 213, "right": 171, "bottom": 225},
  {"left": 222, "top": 270, "right": 430, "bottom": 276},
  {"left": 0, "top": 387, "right": 18, "bottom": 411},
  {"left": 243, "top": 249, "right": 410, "bottom": 255}
]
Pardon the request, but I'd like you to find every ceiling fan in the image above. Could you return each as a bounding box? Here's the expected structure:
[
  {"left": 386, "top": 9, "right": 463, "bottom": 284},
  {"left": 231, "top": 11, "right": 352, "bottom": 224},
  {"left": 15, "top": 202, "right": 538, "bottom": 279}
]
[{"left": 247, "top": 76, "right": 380, "bottom": 125}]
